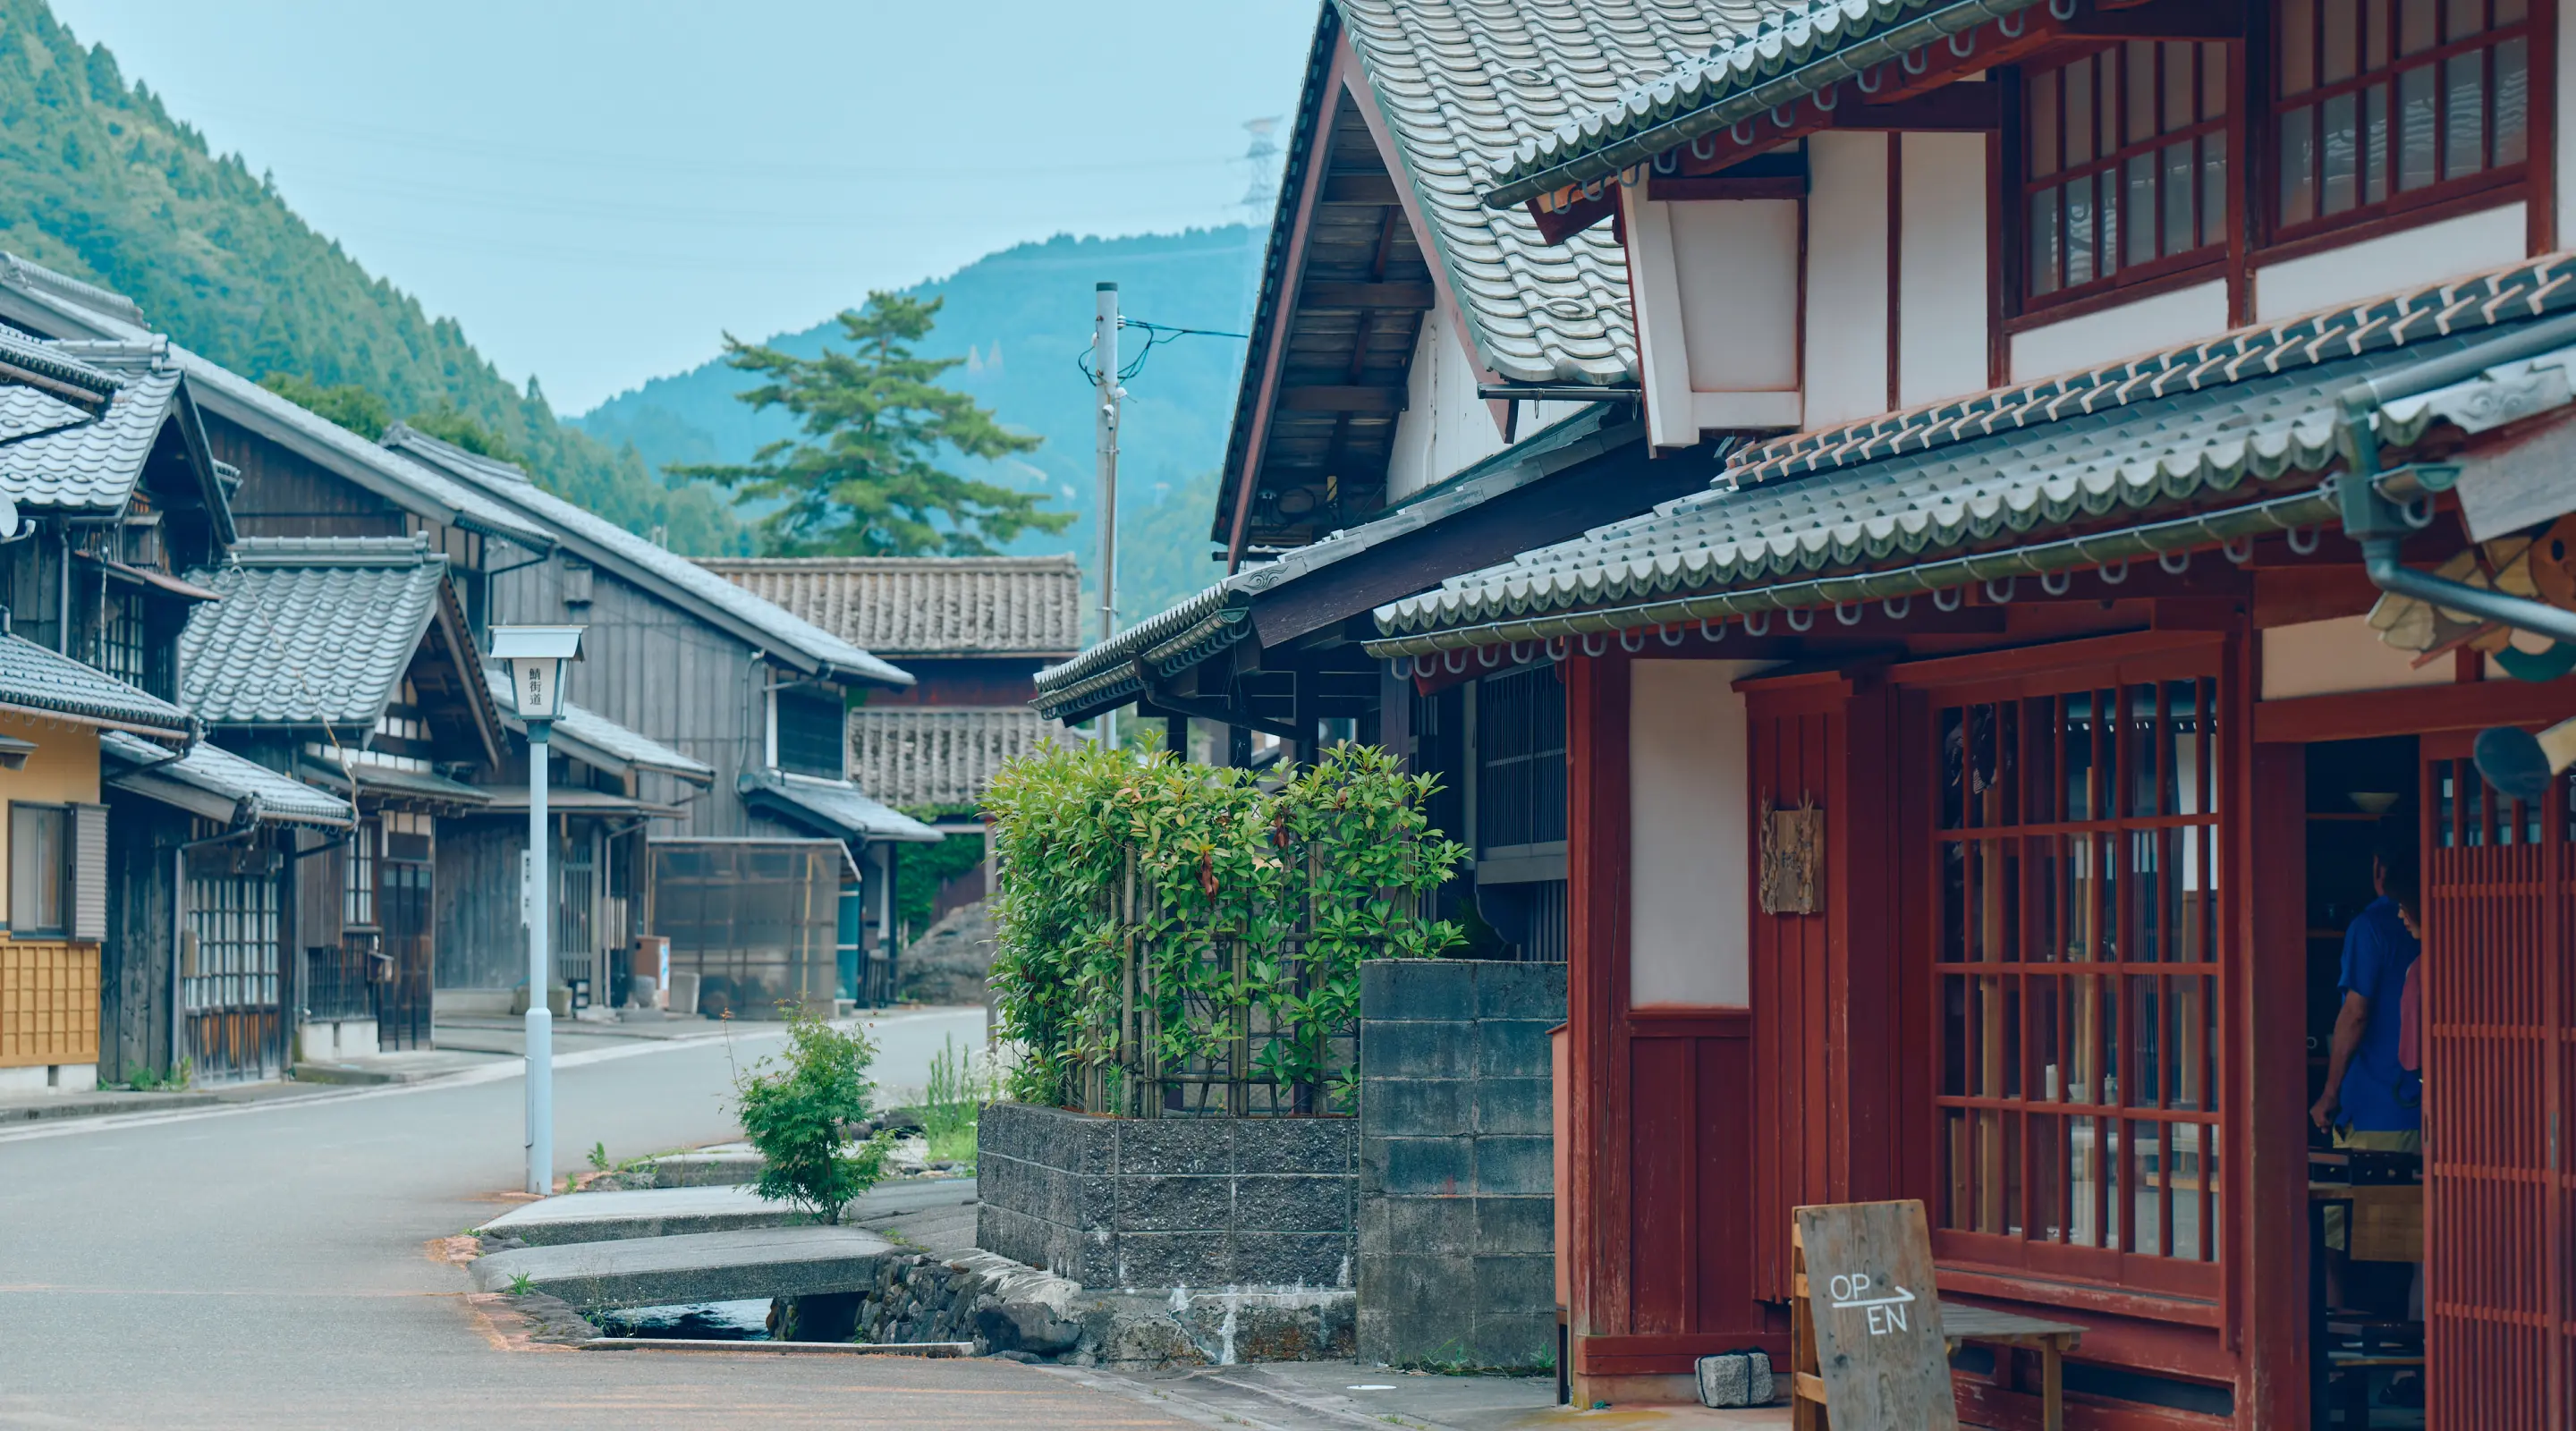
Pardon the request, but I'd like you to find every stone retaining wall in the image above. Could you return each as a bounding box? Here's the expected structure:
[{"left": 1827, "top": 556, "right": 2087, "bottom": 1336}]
[
  {"left": 1359, "top": 959, "right": 1565, "bottom": 1371},
  {"left": 834, "top": 1249, "right": 1353, "bottom": 1366},
  {"left": 976, "top": 1101, "right": 1357, "bottom": 1290}
]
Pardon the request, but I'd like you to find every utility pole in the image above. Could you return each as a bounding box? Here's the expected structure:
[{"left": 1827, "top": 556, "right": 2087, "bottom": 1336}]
[
  {"left": 490, "top": 625, "right": 583, "bottom": 1198},
  {"left": 1094, "top": 281, "right": 1122, "bottom": 750}
]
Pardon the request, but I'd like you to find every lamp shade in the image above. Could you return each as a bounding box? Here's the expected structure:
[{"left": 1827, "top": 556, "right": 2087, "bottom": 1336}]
[{"left": 488, "top": 625, "right": 586, "bottom": 722}]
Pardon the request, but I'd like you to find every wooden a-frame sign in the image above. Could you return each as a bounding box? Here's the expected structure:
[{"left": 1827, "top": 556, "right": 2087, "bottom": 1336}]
[{"left": 1791, "top": 1199, "right": 1958, "bottom": 1431}]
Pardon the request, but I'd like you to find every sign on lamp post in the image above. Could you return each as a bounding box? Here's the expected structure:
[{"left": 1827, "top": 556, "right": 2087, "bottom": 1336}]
[{"left": 489, "top": 624, "right": 584, "bottom": 1196}]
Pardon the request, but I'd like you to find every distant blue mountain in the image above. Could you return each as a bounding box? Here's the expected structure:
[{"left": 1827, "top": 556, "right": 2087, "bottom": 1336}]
[{"left": 576, "top": 226, "right": 1263, "bottom": 619}]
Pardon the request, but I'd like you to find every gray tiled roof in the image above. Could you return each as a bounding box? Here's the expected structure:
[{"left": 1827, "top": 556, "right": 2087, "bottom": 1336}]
[
  {"left": 101, "top": 731, "right": 354, "bottom": 826},
  {"left": 0, "top": 631, "right": 192, "bottom": 732},
  {"left": 698, "top": 555, "right": 1083, "bottom": 656},
  {"left": 1481, "top": 0, "right": 2028, "bottom": 207},
  {"left": 1373, "top": 255, "right": 2576, "bottom": 650},
  {"left": 850, "top": 707, "right": 1072, "bottom": 809},
  {"left": 0, "top": 256, "right": 558, "bottom": 551},
  {"left": 738, "top": 768, "right": 944, "bottom": 843},
  {"left": 382, "top": 425, "right": 913, "bottom": 688},
  {"left": 0, "top": 326, "right": 119, "bottom": 403},
  {"left": 0, "top": 342, "right": 179, "bottom": 512},
  {"left": 1336, "top": 0, "right": 1745, "bottom": 385},
  {"left": 479, "top": 666, "right": 715, "bottom": 783},
  {"left": 180, "top": 537, "right": 447, "bottom": 728}
]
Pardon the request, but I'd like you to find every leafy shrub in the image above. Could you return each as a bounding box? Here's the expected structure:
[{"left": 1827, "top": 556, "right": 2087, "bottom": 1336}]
[
  {"left": 733, "top": 1009, "right": 895, "bottom": 1224},
  {"left": 984, "top": 742, "right": 1465, "bottom": 1113}
]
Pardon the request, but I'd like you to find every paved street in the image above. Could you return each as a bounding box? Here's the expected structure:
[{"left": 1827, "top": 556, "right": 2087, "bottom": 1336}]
[{"left": 0, "top": 1006, "right": 1190, "bottom": 1431}]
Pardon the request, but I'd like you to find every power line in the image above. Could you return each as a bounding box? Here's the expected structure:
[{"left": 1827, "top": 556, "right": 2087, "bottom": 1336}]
[{"left": 1076, "top": 315, "right": 1250, "bottom": 385}]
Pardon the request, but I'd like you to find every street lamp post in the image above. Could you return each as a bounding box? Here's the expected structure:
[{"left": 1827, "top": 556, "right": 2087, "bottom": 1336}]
[{"left": 490, "top": 625, "right": 586, "bottom": 1197}]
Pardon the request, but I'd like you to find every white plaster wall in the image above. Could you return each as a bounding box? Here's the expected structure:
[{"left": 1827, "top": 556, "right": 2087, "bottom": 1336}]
[
  {"left": 1385, "top": 291, "right": 1513, "bottom": 503},
  {"left": 2011, "top": 280, "right": 2229, "bottom": 382},
  {"left": 1671, "top": 199, "right": 1801, "bottom": 391},
  {"left": 1803, "top": 131, "right": 1892, "bottom": 429},
  {"left": 1897, "top": 131, "right": 1991, "bottom": 408},
  {"left": 2255, "top": 202, "right": 2529, "bottom": 320},
  {"left": 2260, "top": 614, "right": 2457, "bottom": 700},
  {"left": 1629, "top": 659, "right": 1768, "bottom": 1009}
]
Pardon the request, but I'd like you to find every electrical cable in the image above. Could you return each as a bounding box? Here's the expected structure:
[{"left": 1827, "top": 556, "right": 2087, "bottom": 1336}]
[{"left": 1077, "top": 315, "right": 1251, "bottom": 385}]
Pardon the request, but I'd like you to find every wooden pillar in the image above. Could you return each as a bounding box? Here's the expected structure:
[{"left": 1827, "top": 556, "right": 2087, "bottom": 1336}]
[
  {"left": 1164, "top": 715, "right": 1190, "bottom": 762},
  {"left": 1228, "top": 724, "right": 1252, "bottom": 768},
  {"left": 1563, "top": 650, "right": 1631, "bottom": 1402},
  {"left": 2241, "top": 659, "right": 2310, "bottom": 1426},
  {"left": 1292, "top": 666, "right": 1321, "bottom": 765},
  {"left": 1378, "top": 659, "right": 1414, "bottom": 770}
]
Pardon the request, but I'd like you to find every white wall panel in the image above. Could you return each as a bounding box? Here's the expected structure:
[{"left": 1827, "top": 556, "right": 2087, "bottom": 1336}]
[
  {"left": 1803, "top": 132, "right": 1892, "bottom": 429},
  {"left": 2011, "top": 279, "right": 2228, "bottom": 381},
  {"left": 1896, "top": 131, "right": 1990, "bottom": 408},
  {"left": 2255, "top": 203, "right": 2528, "bottom": 319},
  {"left": 1672, "top": 199, "right": 1802, "bottom": 392},
  {"left": 1629, "top": 658, "right": 1770, "bottom": 1008},
  {"left": 1385, "top": 291, "right": 1513, "bottom": 503}
]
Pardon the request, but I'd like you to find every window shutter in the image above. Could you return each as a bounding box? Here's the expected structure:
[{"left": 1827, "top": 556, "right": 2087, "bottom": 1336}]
[
  {"left": 70, "top": 802, "right": 108, "bottom": 942},
  {"left": 301, "top": 832, "right": 345, "bottom": 949}
]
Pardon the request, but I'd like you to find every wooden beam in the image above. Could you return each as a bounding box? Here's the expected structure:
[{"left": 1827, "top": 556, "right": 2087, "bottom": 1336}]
[
  {"left": 1299, "top": 280, "right": 1435, "bottom": 309},
  {"left": 1318, "top": 172, "right": 1402, "bottom": 206},
  {"left": 2253, "top": 674, "right": 2576, "bottom": 742},
  {"left": 1841, "top": 84, "right": 2004, "bottom": 131},
  {"left": 1278, "top": 384, "right": 1407, "bottom": 413},
  {"left": 1647, "top": 174, "right": 1807, "bottom": 201},
  {"left": 2063, "top": 0, "right": 2247, "bottom": 39}
]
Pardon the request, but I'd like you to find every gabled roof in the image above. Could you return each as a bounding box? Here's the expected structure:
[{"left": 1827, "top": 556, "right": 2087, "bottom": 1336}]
[
  {"left": 0, "top": 339, "right": 233, "bottom": 541},
  {"left": 1336, "top": 0, "right": 1707, "bottom": 385},
  {"left": 850, "top": 707, "right": 1072, "bottom": 809},
  {"left": 479, "top": 666, "right": 716, "bottom": 785},
  {"left": 0, "top": 326, "right": 119, "bottom": 412},
  {"left": 180, "top": 537, "right": 448, "bottom": 729},
  {"left": 738, "top": 768, "right": 944, "bottom": 843},
  {"left": 1371, "top": 254, "right": 2576, "bottom": 651},
  {"left": 1481, "top": 0, "right": 2025, "bottom": 207},
  {"left": 696, "top": 555, "right": 1083, "bottom": 658},
  {"left": 0, "top": 254, "right": 557, "bottom": 552},
  {"left": 101, "top": 730, "right": 354, "bottom": 828},
  {"left": 381, "top": 424, "right": 913, "bottom": 688},
  {"left": 0, "top": 631, "right": 193, "bottom": 735}
]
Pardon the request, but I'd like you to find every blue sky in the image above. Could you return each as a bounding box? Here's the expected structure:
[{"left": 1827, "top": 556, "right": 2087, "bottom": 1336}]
[{"left": 47, "top": 1, "right": 1316, "bottom": 411}]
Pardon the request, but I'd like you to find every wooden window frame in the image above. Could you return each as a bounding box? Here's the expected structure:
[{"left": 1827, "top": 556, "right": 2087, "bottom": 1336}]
[
  {"left": 2016, "top": 39, "right": 2239, "bottom": 319},
  {"left": 1909, "top": 647, "right": 2229, "bottom": 1303},
  {"left": 7, "top": 800, "right": 71, "bottom": 940},
  {"left": 773, "top": 687, "right": 848, "bottom": 783},
  {"left": 2259, "top": 0, "right": 2536, "bottom": 251}
]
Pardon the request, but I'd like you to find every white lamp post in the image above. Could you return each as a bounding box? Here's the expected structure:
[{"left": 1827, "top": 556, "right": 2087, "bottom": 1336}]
[{"left": 490, "top": 624, "right": 585, "bottom": 1196}]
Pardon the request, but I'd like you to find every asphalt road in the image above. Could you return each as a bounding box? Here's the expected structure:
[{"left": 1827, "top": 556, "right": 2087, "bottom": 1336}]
[{"left": 0, "top": 1007, "right": 1189, "bottom": 1431}]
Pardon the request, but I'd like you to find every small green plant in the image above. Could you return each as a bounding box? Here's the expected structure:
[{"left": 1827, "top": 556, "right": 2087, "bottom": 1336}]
[
  {"left": 587, "top": 1141, "right": 612, "bottom": 1173},
  {"left": 126, "top": 1057, "right": 194, "bottom": 1092},
  {"left": 733, "top": 1008, "right": 896, "bottom": 1224},
  {"left": 507, "top": 1272, "right": 533, "bottom": 1296},
  {"left": 920, "top": 1034, "right": 988, "bottom": 1167}
]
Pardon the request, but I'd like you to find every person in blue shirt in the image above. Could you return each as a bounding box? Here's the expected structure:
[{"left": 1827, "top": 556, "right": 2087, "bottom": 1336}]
[{"left": 2310, "top": 835, "right": 2423, "bottom": 1149}]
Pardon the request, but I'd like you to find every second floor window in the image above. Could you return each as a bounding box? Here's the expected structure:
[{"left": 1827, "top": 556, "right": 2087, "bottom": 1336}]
[
  {"left": 2027, "top": 41, "right": 2233, "bottom": 304},
  {"left": 775, "top": 689, "right": 847, "bottom": 781},
  {"left": 2273, "top": 0, "right": 2529, "bottom": 237}
]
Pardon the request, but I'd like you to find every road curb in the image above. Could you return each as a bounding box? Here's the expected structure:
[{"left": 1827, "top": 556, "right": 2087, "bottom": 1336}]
[
  {"left": 2, "top": 1091, "right": 222, "bottom": 1122},
  {"left": 577, "top": 1337, "right": 971, "bottom": 1356}
]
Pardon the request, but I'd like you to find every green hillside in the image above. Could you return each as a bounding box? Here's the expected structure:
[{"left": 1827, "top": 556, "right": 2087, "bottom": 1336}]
[
  {"left": 580, "top": 227, "right": 1263, "bottom": 619},
  {"left": 0, "top": 0, "right": 747, "bottom": 554}
]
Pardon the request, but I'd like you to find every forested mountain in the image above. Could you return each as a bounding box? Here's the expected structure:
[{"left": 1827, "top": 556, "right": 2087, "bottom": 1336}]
[
  {"left": 0, "top": 0, "right": 747, "bottom": 553},
  {"left": 580, "top": 227, "right": 1263, "bottom": 618}
]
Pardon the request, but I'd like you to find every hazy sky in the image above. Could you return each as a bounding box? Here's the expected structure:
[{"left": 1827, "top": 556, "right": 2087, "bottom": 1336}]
[{"left": 47, "top": 1, "right": 1318, "bottom": 411}]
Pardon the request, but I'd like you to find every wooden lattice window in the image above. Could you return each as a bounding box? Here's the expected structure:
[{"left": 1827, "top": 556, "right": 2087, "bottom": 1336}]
[
  {"left": 2024, "top": 41, "right": 2233, "bottom": 304},
  {"left": 2271, "top": 0, "right": 2530, "bottom": 239},
  {"left": 185, "top": 863, "right": 280, "bottom": 1015},
  {"left": 1929, "top": 664, "right": 2226, "bottom": 1295}
]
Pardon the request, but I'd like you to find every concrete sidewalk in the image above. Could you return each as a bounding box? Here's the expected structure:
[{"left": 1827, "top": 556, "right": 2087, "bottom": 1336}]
[
  {"left": 470, "top": 1224, "right": 900, "bottom": 1309},
  {"left": 1067, "top": 1362, "right": 1788, "bottom": 1431}
]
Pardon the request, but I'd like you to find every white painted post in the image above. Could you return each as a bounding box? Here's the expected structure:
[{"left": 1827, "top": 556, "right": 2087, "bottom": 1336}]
[
  {"left": 1095, "top": 281, "right": 1121, "bottom": 750},
  {"left": 525, "top": 718, "right": 552, "bottom": 1196}
]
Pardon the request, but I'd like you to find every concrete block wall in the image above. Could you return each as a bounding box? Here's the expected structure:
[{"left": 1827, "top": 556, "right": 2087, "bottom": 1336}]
[
  {"left": 977, "top": 1101, "right": 1355, "bottom": 1290},
  {"left": 1359, "top": 958, "right": 1566, "bottom": 1371}
]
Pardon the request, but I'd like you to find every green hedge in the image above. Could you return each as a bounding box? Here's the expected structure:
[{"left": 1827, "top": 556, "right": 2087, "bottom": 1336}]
[{"left": 983, "top": 742, "right": 1465, "bottom": 1113}]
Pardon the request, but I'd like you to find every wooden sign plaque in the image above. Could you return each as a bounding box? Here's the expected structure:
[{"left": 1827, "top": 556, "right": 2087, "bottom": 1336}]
[{"left": 1791, "top": 1199, "right": 1957, "bottom": 1431}]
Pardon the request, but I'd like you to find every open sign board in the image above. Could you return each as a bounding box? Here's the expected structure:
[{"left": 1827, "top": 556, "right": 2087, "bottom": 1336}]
[{"left": 1792, "top": 1199, "right": 1957, "bottom": 1430}]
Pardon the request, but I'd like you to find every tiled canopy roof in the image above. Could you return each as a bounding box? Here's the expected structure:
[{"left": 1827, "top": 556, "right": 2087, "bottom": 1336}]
[
  {"left": 1374, "top": 255, "right": 2576, "bottom": 650},
  {"left": 1481, "top": 0, "right": 2036, "bottom": 207},
  {"left": 1333, "top": 0, "right": 1748, "bottom": 385},
  {"left": 180, "top": 537, "right": 448, "bottom": 728},
  {"left": 0, "top": 343, "right": 180, "bottom": 513},
  {"left": 738, "top": 768, "right": 944, "bottom": 843},
  {"left": 698, "top": 555, "right": 1083, "bottom": 657},
  {"left": 850, "top": 707, "right": 1072, "bottom": 809},
  {"left": 0, "top": 631, "right": 192, "bottom": 733},
  {"left": 101, "top": 731, "right": 354, "bottom": 827},
  {"left": 479, "top": 667, "right": 715, "bottom": 784},
  {"left": 383, "top": 425, "right": 911, "bottom": 688}
]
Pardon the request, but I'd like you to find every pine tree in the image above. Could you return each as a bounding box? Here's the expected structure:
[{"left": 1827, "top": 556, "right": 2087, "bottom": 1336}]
[{"left": 674, "top": 292, "right": 1069, "bottom": 556}]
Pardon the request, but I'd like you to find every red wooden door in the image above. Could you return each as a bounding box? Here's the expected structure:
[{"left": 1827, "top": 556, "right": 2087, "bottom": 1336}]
[{"left": 2422, "top": 736, "right": 2572, "bottom": 1427}]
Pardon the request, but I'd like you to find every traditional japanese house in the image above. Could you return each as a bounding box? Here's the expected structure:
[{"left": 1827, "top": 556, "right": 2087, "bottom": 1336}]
[
  {"left": 1359, "top": 0, "right": 2576, "bottom": 1420},
  {"left": 379, "top": 426, "right": 937, "bottom": 1011},
  {"left": 178, "top": 537, "right": 507, "bottom": 1054},
  {"left": 0, "top": 334, "right": 274, "bottom": 1088},
  {"left": 700, "top": 555, "right": 1080, "bottom": 930},
  {"left": 1032, "top": 1, "right": 1741, "bottom": 961}
]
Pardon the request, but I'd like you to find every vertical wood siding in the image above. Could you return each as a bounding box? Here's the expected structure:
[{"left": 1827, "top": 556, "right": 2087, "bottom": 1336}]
[{"left": 206, "top": 413, "right": 410, "bottom": 538}]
